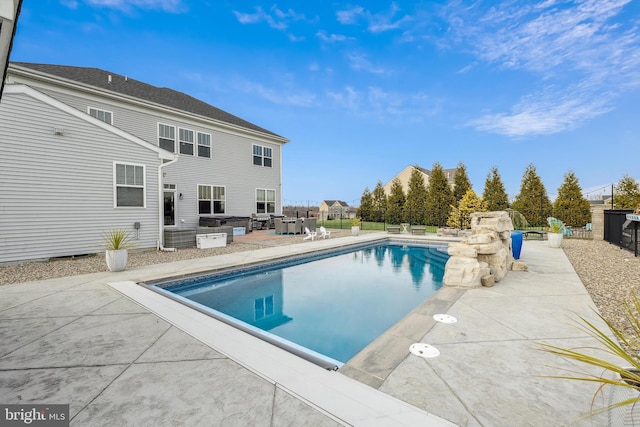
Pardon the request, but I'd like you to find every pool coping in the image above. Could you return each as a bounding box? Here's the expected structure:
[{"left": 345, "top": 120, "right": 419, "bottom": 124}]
[
  {"left": 339, "top": 285, "right": 466, "bottom": 388},
  {"left": 108, "top": 233, "right": 460, "bottom": 426},
  {"left": 140, "top": 236, "right": 456, "bottom": 373}
]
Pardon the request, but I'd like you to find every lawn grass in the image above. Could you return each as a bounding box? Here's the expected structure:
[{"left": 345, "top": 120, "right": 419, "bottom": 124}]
[{"left": 317, "top": 219, "right": 438, "bottom": 233}]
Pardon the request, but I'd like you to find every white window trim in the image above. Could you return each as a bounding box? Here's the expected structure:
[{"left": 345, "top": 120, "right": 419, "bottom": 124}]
[
  {"left": 158, "top": 123, "right": 176, "bottom": 153},
  {"left": 88, "top": 106, "right": 113, "bottom": 125},
  {"left": 113, "top": 161, "right": 146, "bottom": 208},
  {"left": 197, "top": 184, "right": 226, "bottom": 215},
  {"left": 256, "top": 188, "right": 276, "bottom": 214},
  {"left": 197, "top": 184, "right": 211, "bottom": 215},
  {"left": 197, "top": 132, "right": 212, "bottom": 158},
  {"left": 252, "top": 144, "right": 273, "bottom": 168},
  {"left": 179, "top": 128, "right": 195, "bottom": 156},
  {"left": 263, "top": 146, "right": 273, "bottom": 167}
]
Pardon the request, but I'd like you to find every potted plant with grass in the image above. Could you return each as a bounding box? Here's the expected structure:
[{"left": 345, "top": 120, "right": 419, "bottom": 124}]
[
  {"left": 103, "top": 228, "right": 134, "bottom": 272},
  {"left": 351, "top": 217, "right": 361, "bottom": 236},
  {"left": 547, "top": 217, "right": 565, "bottom": 248},
  {"left": 538, "top": 291, "right": 640, "bottom": 424}
]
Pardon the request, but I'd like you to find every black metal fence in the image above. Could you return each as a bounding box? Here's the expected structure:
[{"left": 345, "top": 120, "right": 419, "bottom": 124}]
[
  {"left": 357, "top": 208, "right": 596, "bottom": 237},
  {"left": 605, "top": 210, "right": 639, "bottom": 256}
]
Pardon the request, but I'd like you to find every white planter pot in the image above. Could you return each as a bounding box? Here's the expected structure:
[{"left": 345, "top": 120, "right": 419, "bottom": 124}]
[
  {"left": 351, "top": 226, "right": 360, "bottom": 236},
  {"left": 548, "top": 232, "right": 563, "bottom": 248},
  {"left": 106, "top": 249, "right": 128, "bottom": 272}
]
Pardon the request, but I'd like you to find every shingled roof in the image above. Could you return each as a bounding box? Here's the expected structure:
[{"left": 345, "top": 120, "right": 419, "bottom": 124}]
[
  {"left": 10, "top": 62, "right": 285, "bottom": 139},
  {"left": 323, "top": 200, "right": 349, "bottom": 207}
]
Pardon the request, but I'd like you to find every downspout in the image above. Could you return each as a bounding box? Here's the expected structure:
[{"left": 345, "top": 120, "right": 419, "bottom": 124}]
[
  {"left": 279, "top": 144, "right": 283, "bottom": 215},
  {"left": 158, "top": 156, "right": 179, "bottom": 251}
]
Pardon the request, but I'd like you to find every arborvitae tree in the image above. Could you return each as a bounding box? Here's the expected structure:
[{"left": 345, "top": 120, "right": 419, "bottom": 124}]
[
  {"left": 371, "top": 181, "right": 387, "bottom": 223},
  {"left": 552, "top": 171, "right": 591, "bottom": 226},
  {"left": 357, "top": 187, "right": 374, "bottom": 221},
  {"left": 511, "top": 164, "right": 552, "bottom": 227},
  {"left": 453, "top": 162, "right": 472, "bottom": 206},
  {"left": 447, "top": 189, "right": 487, "bottom": 229},
  {"left": 614, "top": 174, "right": 640, "bottom": 210},
  {"left": 425, "top": 163, "right": 455, "bottom": 226},
  {"left": 385, "top": 178, "right": 405, "bottom": 224},
  {"left": 404, "top": 167, "right": 428, "bottom": 224},
  {"left": 482, "top": 166, "right": 509, "bottom": 211}
]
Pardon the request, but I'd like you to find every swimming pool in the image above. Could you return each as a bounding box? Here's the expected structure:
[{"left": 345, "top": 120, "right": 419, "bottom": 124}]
[{"left": 147, "top": 241, "right": 449, "bottom": 368}]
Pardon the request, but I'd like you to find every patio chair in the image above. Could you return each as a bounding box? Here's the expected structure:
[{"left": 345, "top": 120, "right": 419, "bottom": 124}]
[
  {"left": 274, "top": 218, "right": 283, "bottom": 235},
  {"left": 303, "top": 227, "right": 317, "bottom": 241},
  {"left": 319, "top": 226, "right": 331, "bottom": 239},
  {"left": 288, "top": 218, "right": 303, "bottom": 235}
]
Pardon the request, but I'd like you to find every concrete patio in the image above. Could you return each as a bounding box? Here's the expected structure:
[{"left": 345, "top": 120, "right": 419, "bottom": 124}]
[{"left": 0, "top": 233, "right": 617, "bottom": 426}]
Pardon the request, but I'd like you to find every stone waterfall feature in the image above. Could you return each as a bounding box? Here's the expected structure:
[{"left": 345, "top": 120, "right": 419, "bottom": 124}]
[{"left": 443, "top": 211, "right": 526, "bottom": 288}]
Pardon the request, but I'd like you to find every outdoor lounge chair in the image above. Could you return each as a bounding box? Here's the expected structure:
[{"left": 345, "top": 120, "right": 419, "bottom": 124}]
[
  {"left": 303, "top": 227, "right": 317, "bottom": 241},
  {"left": 288, "top": 218, "right": 303, "bottom": 235},
  {"left": 319, "top": 226, "right": 331, "bottom": 239}
]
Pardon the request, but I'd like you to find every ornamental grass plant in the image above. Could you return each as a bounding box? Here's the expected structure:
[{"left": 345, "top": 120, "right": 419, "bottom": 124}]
[
  {"left": 538, "top": 291, "right": 640, "bottom": 417},
  {"left": 102, "top": 228, "right": 135, "bottom": 251}
]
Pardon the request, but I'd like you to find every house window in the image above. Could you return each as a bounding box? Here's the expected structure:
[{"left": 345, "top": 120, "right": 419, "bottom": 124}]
[
  {"left": 198, "top": 185, "right": 225, "bottom": 214},
  {"left": 252, "top": 145, "right": 273, "bottom": 167},
  {"left": 263, "top": 147, "right": 272, "bottom": 167},
  {"left": 197, "top": 132, "right": 211, "bottom": 158},
  {"left": 253, "top": 145, "right": 262, "bottom": 166},
  {"left": 212, "top": 186, "right": 225, "bottom": 214},
  {"left": 88, "top": 107, "right": 113, "bottom": 125},
  {"left": 114, "top": 163, "right": 145, "bottom": 207},
  {"left": 256, "top": 189, "right": 275, "bottom": 214},
  {"left": 179, "top": 128, "right": 194, "bottom": 155},
  {"left": 159, "top": 124, "right": 175, "bottom": 152}
]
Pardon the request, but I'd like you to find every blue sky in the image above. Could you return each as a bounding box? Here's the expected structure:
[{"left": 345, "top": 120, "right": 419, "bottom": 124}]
[{"left": 12, "top": 0, "right": 640, "bottom": 206}]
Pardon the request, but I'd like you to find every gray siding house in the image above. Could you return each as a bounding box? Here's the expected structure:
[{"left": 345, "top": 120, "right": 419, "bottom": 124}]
[{"left": 0, "top": 62, "right": 288, "bottom": 263}]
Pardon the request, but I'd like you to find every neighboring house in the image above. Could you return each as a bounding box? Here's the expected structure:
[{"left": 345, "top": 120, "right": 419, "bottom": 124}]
[
  {"left": 0, "top": 62, "right": 288, "bottom": 263},
  {"left": 319, "top": 200, "right": 350, "bottom": 220},
  {"left": 383, "top": 165, "right": 456, "bottom": 196}
]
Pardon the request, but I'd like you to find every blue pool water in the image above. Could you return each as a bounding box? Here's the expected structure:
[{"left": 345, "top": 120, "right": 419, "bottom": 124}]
[{"left": 152, "top": 242, "right": 449, "bottom": 364}]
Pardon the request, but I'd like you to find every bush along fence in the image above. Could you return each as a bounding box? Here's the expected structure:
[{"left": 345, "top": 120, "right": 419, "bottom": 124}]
[{"left": 344, "top": 208, "right": 594, "bottom": 238}]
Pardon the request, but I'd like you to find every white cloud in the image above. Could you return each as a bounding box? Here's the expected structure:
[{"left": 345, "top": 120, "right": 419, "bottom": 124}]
[
  {"left": 327, "top": 86, "right": 440, "bottom": 122},
  {"left": 61, "top": 0, "right": 79, "bottom": 8},
  {"left": 469, "top": 87, "right": 613, "bottom": 136},
  {"left": 316, "top": 31, "right": 349, "bottom": 43},
  {"left": 84, "top": 0, "right": 184, "bottom": 13},
  {"left": 456, "top": 62, "right": 477, "bottom": 74},
  {"left": 233, "top": 9, "right": 263, "bottom": 24},
  {"left": 233, "top": 6, "right": 308, "bottom": 31},
  {"left": 444, "top": 0, "right": 640, "bottom": 136},
  {"left": 336, "top": 7, "right": 364, "bottom": 24},
  {"left": 231, "top": 78, "right": 317, "bottom": 107},
  {"left": 464, "top": 0, "right": 633, "bottom": 74},
  {"left": 272, "top": 6, "right": 307, "bottom": 22},
  {"left": 336, "top": 3, "right": 412, "bottom": 33},
  {"left": 327, "top": 86, "right": 360, "bottom": 110},
  {"left": 346, "top": 53, "right": 389, "bottom": 74},
  {"left": 368, "top": 3, "right": 413, "bottom": 33},
  {"left": 233, "top": 7, "right": 285, "bottom": 29}
]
